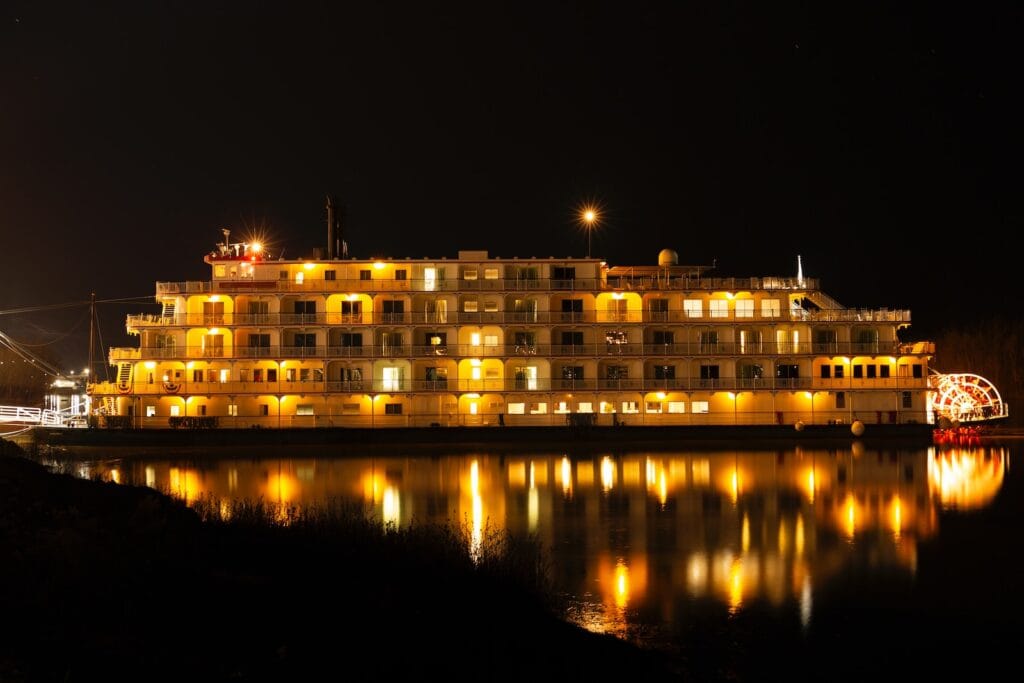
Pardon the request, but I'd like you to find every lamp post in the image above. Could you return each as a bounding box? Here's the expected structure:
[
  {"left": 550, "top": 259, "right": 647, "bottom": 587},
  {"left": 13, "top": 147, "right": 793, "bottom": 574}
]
[{"left": 582, "top": 208, "right": 597, "bottom": 258}]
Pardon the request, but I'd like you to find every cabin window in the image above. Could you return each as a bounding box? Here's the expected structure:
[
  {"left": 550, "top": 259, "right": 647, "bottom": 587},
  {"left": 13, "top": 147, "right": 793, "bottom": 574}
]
[
  {"left": 296, "top": 404, "right": 314, "bottom": 416},
  {"left": 385, "top": 403, "right": 403, "bottom": 415},
  {"left": 508, "top": 403, "right": 525, "bottom": 414},
  {"left": 836, "top": 392, "right": 846, "bottom": 409},
  {"left": 735, "top": 300, "right": 754, "bottom": 318},
  {"left": 692, "top": 401, "right": 709, "bottom": 414},
  {"left": 683, "top": 299, "right": 702, "bottom": 318},
  {"left": 668, "top": 402, "right": 685, "bottom": 414},
  {"left": 902, "top": 391, "right": 912, "bottom": 409},
  {"left": 761, "top": 299, "right": 780, "bottom": 318},
  {"left": 834, "top": 364, "right": 844, "bottom": 379},
  {"left": 820, "top": 365, "right": 831, "bottom": 379}
]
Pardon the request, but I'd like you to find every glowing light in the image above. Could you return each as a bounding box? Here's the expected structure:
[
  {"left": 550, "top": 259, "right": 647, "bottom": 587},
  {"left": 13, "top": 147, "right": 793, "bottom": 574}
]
[
  {"left": 373, "top": 261, "right": 385, "bottom": 270},
  {"left": 250, "top": 242, "right": 262, "bottom": 253},
  {"left": 144, "top": 361, "right": 156, "bottom": 369},
  {"left": 303, "top": 262, "right": 315, "bottom": 270},
  {"left": 656, "top": 391, "right": 666, "bottom": 400},
  {"left": 601, "top": 456, "right": 615, "bottom": 491}
]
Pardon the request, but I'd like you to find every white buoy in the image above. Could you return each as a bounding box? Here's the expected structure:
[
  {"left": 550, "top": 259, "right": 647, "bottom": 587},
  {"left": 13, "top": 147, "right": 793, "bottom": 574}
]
[
  {"left": 794, "top": 420, "right": 805, "bottom": 432},
  {"left": 851, "top": 420, "right": 865, "bottom": 437}
]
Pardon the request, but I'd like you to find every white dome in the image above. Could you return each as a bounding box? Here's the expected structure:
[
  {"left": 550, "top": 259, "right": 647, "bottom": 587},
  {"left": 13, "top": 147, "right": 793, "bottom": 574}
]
[{"left": 658, "top": 249, "right": 678, "bottom": 266}]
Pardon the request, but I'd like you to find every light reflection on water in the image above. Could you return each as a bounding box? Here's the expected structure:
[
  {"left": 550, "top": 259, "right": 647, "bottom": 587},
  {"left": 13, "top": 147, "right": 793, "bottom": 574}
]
[{"left": 46, "top": 443, "right": 1012, "bottom": 654}]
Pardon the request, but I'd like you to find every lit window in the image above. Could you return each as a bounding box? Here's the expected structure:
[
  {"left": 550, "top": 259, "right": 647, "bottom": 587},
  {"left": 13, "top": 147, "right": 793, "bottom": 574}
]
[
  {"left": 621, "top": 401, "right": 639, "bottom": 414},
  {"left": 464, "top": 301, "right": 479, "bottom": 312},
  {"left": 463, "top": 270, "right": 478, "bottom": 280},
  {"left": 383, "top": 367, "right": 402, "bottom": 391},
  {"left": 296, "top": 404, "right": 314, "bottom": 416},
  {"left": 692, "top": 401, "right": 709, "bottom": 414},
  {"left": 471, "top": 367, "right": 481, "bottom": 380},
  {"left": 228, "top": 404, "right": 238, "bottom": 416},
  {"left": 508, "top": 402, "right": 525, "bottom": 414},
  {"left": 470, "top": 332, "right": 481, "bottom": 345},
  {"left": 761, "top": 299, "right": 781, "bottom": 318},
  {"left": 683, "top": 299, "right": 703, "bottom": 318},
  {"left": 146, "top": 406, "right": 157, "bottom": 417},
  {"left": 645, "top": 401, "right": 662, "bottom": 413},
  {"left": 578, "top": 402, "right": 593, "bottom": 413},
  {"left": 554, "top": 401, "right": 569, "bottom": 413},
  {"left": 484, "top": 334, "right": 498, "bottom": 346},
  {"left": 484, "top": 300, "right": 498, "bottom": 312},
  {"left": 735, "top": 300, "right": 754, "bottom": 318},
  {"left": 484, "top": 268, "right": 499, "bottom": 280},
  {"left": 529, "top": 402, "right": 547, "bottom": 414},
  {"left": 170, "top": 405, "right": 181, "bottom": 417},
  {"left": 709, "top": 300, "right": 728, "bottom": 318}
]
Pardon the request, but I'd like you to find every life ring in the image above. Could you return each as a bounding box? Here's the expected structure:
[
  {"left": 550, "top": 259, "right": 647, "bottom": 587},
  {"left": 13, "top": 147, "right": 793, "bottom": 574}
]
[
  {"left": 163, "top": 382, "right": 180, "bottom": 394},
  {"left": 117, "top": 383, "right": 132, "bottom": 394}
]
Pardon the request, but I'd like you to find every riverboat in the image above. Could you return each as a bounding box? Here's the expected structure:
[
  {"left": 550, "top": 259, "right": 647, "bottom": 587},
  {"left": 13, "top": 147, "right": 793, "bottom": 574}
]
[{"left": 82, "top": 218, "right": 937, "bottom": 438}]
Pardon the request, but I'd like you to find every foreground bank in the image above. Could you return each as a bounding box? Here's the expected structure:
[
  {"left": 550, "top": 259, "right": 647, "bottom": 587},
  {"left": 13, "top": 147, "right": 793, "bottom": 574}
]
[{"left": 0, "top": 440, "right": 677, "bottom": 682}]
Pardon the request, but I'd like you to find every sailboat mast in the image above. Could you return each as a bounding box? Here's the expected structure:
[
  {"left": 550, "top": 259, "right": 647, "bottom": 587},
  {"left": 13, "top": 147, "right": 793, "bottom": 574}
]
[{"left": 88, "top": 292, "right": 96, "bottom": 382}]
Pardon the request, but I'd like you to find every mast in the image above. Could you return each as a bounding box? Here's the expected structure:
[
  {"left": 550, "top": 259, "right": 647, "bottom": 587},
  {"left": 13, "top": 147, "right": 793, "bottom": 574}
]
[{"left": 88, "top": 292, "right": 96, "bottom": 382}]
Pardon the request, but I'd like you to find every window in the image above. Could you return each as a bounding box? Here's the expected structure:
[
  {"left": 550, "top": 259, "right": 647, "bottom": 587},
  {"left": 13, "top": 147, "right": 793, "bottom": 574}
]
[
  {"left": 867, "top": 365, "right": 877, "bottom": 379},
  {"left": 381, "top": 300, "right": 404, "bottom": 322},
  {"left": 360, "top": 269, "right": 371, "bottom": 280},
  {"left": 709, "top": 300, "right": 728, "bottom": 318},
  {"left": 325, "top": 270, "right": 336, "bottom": 281},
  {"left": 621, "top": 401, "right": 639, "bottom": 414},
  {"left": 215, "top": 265, "right": 226, "bottom": 277},
  {"left": 820, "top": 365, "right": 831, "bottom": 379},
  {"left": 902, "top": 391, "right": 912, "bottom": 409},
  {"left": 761, "top": 299, "right": 781, "bottom": 318},
  {"left": 484, "top": 334, "right": 498, "bottom": 346},
  {"left": 561, "top": 299, "right": 583, "bottom": 320},
  {"left": 384, "top": 403, "right": 403, "bottom": 415},
  {"left": 529, "top": 402, "right": 547, "bottom": 414},
  {"left": 286, "top": 368, "right": 297, "bottom": 382},
  {"left": 692, "top": 401, "right": 709, "bottom": 414},
  {"left": 683, "top": 299, "right": 702, "bottom": 318},
  {"left": 464, "top": 301, "right": 479, "bottom": 313},
  {"left": 699, "top": 365, "right": 720, "bottom": 384},
  {"left": 279, "top": 270, "right": 288, "bottom": 280},
  {"left": 299, "top": 368, "right": 311, "bottom": 382},
  {"left": 484, "top": 300, "right": 498, "bottom": 312},
  {"left": 484, "top": 268, "right": 499, "bottom": 280},
  {"left": 146, "top": 405, "right": 156, "bottom": 417},
  {"left": 463, "top": 269, "right": 478, "bottom": 280},
  {"left": 654, "top": 365, "right": 675, "bottom": 380},
  {"left": 296, "top": 404, "right": 314, "bottom": 416},
  {"left": 294, "top": 333, "right": 316, "bottom": 348},
  {"left": 170, "top": 405, "right": 180, "bottom": 417},
  {"left": 382, "top": 367, "right": 403, "bottom": 392},
  {"left": 193, "top": 369, "right": 204, "bottom": 383},
  {"left": 853, "top": 364, "right": 863, "bottom": 379},
  {"left": 260, "top": 404, "right": 269, "bottom": 416},
  {"left": 879, "top": 365, "right": 890, "bottom": 378},
  {"left": 248, "top": 333, "right": 270, "bottom": 348},
  {"left": 699, "top": 330, "right": 718, "bottom": 352},
  {"left": 735, "top": 300, "right": 754, "bottom": 318},
  {"left": 514, "top": 366, "right": 538, "bottom": 390},
  {"left": 577, "top": 402, "right": 593, "bottom": 413},
  {"left": 912, "top": 364, "right": 923, "bottom": 378},
  {"left": 395, "top": 269, "right": 407, "bottom": 281},
  {"left": 551, "top": 266, "right": 575, "bottom": 282},
  {"left": 652, "top": 330, "right": 673, "bottom": 346},
  {"left": 834, "top": 364, "right": 844, "bottom": 379},
  {"left": 561, "top": 331, "right": 583, "bottom": 346},
  {"left": 646, "top": 401, "right": 662, "bottom": 413},
  {"left": 649, "top": 298, "right": 669, "bottom": 321},
  {"left": 228, "top": 404, "right": 238, "bottom": 416},
  {"left": 668, "top": 402, "right": 686, "bottom": 414},
  {"left": 341, "top": 300, "right": 361, "bottom": 320},
  {"left": 198, "top": 404, "right": 207, "bottom": 416},
  {"left": 267, "top": 368, "right": 277, "bottom": 382},
  {"left": 836, "top": 392, "right": 846, "bottom": 409},
  {"left": 508, "top": 403, "right": 525, "bottom": 414},
  {"left": 339, "top": 332, "right": 362, "bottom": 347}
]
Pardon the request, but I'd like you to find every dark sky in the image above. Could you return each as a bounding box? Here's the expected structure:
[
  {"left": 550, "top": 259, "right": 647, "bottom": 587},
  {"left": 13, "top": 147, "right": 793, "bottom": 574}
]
[{"left": 2, "top": 1, "right": 1020, "bottom": 370}]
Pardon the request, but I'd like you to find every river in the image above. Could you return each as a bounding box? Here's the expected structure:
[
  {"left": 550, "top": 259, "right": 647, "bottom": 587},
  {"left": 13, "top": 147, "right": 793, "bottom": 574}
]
[{"left": 34, "top": 437, "right": 1022, "bottom": 680}]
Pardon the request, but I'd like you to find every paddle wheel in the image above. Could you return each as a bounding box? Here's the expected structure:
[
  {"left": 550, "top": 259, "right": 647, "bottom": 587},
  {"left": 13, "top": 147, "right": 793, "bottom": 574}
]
[{"left": 930, "top": 372, "right": 1008, "bottom": 426}]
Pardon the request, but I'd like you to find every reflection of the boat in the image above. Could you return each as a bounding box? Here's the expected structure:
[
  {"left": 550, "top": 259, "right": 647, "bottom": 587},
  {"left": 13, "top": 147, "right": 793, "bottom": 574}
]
[{"left": 63, "top": 445, "right": 1008, "bottom": 637}]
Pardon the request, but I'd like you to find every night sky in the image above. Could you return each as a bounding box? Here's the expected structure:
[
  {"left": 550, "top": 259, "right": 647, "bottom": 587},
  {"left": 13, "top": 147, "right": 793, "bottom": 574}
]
[{"left": 2, "top": 1, "right": 1020, "bottom": 371}]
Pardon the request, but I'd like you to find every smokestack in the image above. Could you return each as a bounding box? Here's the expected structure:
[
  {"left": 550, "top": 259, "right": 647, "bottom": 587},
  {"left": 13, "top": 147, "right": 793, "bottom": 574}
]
[{"left": 326, "top": 195, "right": 335, "bottom": 259}]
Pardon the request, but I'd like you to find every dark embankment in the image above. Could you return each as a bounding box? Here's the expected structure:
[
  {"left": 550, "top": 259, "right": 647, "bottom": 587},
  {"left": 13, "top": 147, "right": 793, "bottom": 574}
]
[{"left": 0, "top": 440, "right": 677, "bottom": 682}]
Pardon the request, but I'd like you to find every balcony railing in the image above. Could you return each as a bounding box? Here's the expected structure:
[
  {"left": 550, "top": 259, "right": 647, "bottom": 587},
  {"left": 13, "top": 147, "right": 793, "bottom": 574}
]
[
  {"left": 89, "top": 375, "right": 930, "bottom": 396},
  {"left": 159, "top": 275, "right": 832, "bottom": 295},
  {"left": 128, "top": 307, "right": 910, "bottom": 330},
  {"left": 111, "top": 340, "right": 917, "bottom": 362}
]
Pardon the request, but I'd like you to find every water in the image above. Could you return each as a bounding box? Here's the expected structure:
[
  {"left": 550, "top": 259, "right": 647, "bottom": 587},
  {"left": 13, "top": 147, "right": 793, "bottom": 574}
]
[{"left": 37, "top": 439, "right": 1023, "bottom": 680}]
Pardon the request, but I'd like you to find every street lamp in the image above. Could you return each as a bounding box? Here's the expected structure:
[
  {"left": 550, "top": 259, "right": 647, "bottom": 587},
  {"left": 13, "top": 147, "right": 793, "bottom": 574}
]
[{"left": 580, "top": 206, "right": 599, "bottom": 258}]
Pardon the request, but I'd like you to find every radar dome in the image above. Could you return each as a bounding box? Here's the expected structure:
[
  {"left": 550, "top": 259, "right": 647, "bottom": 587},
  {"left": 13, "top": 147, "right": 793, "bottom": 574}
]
[{"left": 658, "top": 249, "right": 679, "bottom": 266}]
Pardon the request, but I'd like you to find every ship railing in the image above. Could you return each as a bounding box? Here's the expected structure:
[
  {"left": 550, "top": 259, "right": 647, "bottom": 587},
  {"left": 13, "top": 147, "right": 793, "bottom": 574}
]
[
  {"left": 85, "top": 374, "right": 931, "bottom": 397},
  {"left": 135, "top": 307, "right": 910, "bottom": 327},
  {"left": 124, "top": 340, "right": 915, "bottom": 361},
  {"left": 174, "top": 275, "right": 830, "bottom": 295}
]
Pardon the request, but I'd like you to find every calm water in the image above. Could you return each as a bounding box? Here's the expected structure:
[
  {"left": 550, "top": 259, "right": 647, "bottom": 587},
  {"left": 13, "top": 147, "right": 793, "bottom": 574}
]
[{"left": 37, "top": 439, "right": 1023, "bottom": 680}]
